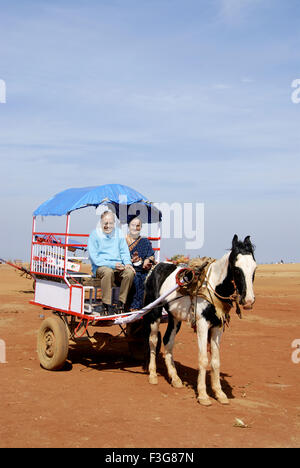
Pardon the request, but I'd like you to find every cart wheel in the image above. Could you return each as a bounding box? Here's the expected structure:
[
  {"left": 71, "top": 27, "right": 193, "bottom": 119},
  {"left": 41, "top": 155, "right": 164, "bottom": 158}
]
[{"left": 37, "top": 316, "right": 69, "bottom": 370}]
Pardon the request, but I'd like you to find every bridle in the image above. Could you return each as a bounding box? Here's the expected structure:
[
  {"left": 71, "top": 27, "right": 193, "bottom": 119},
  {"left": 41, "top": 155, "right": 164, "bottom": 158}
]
[{"left": 205, "top": 276, "right": 242, "bottom": 319}]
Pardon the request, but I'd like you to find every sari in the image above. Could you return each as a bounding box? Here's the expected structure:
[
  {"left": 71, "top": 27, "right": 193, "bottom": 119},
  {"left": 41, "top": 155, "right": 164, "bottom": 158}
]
[{"left": 126, "top": 236, "right": 155, "bottom": 310}]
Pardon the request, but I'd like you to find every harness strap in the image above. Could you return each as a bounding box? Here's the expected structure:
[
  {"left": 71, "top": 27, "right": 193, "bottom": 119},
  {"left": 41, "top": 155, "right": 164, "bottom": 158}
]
[
  {"left": 176, "top": 258, "right": 242, "bottom": 328},
  {"left": 205, "top": 278, "right": 242, "bottom": 320}
]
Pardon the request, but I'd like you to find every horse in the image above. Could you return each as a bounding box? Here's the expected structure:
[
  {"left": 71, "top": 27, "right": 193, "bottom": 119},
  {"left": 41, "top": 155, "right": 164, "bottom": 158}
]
[{"left": 142, "top": 234, "right": 256, "bottom": 406}]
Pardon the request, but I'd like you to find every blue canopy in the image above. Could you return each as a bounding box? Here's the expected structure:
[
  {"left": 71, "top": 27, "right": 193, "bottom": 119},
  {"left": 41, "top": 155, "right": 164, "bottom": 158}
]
[{"left": 33, "top": 184, "right": 162, "bottom": 223}]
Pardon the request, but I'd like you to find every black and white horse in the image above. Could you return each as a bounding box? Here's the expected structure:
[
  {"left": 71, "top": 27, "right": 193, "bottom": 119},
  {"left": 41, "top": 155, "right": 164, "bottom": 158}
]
[{"left": 143, "top": 235, "right": 256, "bottom": 406}]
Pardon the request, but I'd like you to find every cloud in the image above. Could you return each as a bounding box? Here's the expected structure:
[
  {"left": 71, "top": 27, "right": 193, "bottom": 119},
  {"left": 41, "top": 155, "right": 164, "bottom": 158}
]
[
  {"left": 211, "top": 83, "right": 232, "bottom": 90},
  {"left": 127, "top": 92, "right": 194, "bottom": 112},
  {"left": 217, "top": 0, "right": 262, "bottom": 23},
  {"left": 0, "top": 0, "right": 299, "bottom": 262}
]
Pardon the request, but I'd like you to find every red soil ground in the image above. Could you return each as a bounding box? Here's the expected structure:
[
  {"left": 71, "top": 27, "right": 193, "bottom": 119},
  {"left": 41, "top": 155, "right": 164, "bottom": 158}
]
[{"left": 0, "top": 263, "right": 299, "bottom": 448}]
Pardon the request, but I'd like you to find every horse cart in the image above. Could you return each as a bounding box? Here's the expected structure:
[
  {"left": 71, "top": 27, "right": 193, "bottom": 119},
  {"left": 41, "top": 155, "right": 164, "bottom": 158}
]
[{"left": 28, "top": 184, "right": 179, "bottom": 371}]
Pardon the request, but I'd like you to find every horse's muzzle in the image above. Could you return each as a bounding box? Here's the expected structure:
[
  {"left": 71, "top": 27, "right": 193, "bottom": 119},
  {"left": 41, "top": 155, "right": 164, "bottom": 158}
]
[{"left": 242, "top": 299, "right": 255, "bottom": 310}]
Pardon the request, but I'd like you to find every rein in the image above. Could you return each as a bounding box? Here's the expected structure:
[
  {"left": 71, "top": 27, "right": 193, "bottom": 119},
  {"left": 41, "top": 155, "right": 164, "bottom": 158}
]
[{"left": 204, "top": 277, "right": 242, "bottom": 320}]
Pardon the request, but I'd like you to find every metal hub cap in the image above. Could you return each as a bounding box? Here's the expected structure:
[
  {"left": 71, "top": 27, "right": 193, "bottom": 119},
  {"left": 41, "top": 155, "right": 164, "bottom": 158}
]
[{"left": 44, "top": 330, "right": 55, "bottom": 358}]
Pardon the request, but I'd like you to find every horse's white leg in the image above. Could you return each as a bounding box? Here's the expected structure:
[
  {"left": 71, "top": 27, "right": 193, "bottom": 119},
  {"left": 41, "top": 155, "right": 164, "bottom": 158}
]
[
  {"left": 148, "top": 319, "right": 160, "bottom": 385},
  {"left": 196, "top": 316, "right": 211, "bottom": 406},
  {"left": 210, "top": 327, "right": 229, "bottom": 405},
  {"left": 164, "top": 318, "right": 183, "bottom": 388}
]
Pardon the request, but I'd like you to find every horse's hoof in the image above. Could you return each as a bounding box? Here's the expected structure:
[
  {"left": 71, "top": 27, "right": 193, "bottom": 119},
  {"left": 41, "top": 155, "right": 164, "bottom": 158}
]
[
  {"left": 198, "top": 397, "right": 212, "bottom": 407},
  {"left": 149, "top": 375, "right": 158, "bottom": 385},
  {"left": 215, "top": 392, "right": 230, "bottom": 405},
  {"left": 171, "top": 378, "right": 183, "bottom": 388},
  {"left": 217, "top": 397, "right": 229, "bottom": 405}
]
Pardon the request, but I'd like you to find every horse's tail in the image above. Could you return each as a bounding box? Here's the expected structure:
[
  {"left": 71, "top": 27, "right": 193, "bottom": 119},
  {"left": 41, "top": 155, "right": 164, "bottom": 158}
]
[{"left": 163, "top": 312, "right": 182, "bottom": 347}]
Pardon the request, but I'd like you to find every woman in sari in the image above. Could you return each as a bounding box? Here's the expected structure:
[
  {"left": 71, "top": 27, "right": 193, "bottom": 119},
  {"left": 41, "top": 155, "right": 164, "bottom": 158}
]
[{"left": 126, "top": 217, "right": 155, "bottom": 310}]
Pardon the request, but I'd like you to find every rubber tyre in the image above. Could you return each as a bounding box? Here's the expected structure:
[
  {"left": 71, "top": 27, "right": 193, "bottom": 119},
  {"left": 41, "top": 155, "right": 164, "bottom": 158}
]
[{"left": 37, "top": 316, "right": 69, "bottom": 370}]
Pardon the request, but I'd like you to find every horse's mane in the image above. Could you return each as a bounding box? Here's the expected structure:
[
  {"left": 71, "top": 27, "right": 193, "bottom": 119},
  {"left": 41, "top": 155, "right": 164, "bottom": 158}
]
[{"left": 188, "top": 256, "right": 215, "bottom": 269}]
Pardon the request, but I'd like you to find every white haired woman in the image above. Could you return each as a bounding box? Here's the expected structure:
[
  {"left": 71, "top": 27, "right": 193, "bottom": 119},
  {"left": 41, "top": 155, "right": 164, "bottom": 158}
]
[{"left": 126, "top": 217, "right": 155, "bottom": 310}]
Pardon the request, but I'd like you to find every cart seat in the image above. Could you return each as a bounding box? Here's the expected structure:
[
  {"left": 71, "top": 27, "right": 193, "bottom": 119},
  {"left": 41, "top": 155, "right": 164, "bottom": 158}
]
[
  {"left": 81, "top": 276, "right": 102, "bottom": 287},
  {"left": 82, "top": 276, "right": 120, "bottom": 306}
]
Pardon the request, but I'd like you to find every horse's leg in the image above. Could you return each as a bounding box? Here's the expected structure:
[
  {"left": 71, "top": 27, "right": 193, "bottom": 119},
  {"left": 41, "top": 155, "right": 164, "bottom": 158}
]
[
  {"left": 148, "top": 319, "right": 160, "bottom": 385},
  {"left": 196, "top": 316, "right": 211, "bottom": 406},
  {"left": 163, "top": 316, "right": 183, "bottom": 388},
  {"left": 210, "top": 327, "right": 229, "bottom": 405}
]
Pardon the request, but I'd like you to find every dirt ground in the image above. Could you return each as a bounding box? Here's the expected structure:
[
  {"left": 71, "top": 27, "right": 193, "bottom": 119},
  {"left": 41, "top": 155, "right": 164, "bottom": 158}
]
[{"left": 0, "top": 262, "right": 299, "bottom": 448}]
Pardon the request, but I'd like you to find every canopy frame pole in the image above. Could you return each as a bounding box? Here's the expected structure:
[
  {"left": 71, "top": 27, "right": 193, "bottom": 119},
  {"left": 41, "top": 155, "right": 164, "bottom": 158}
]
[
  {"left": 63, "top": 214, "right": 71, "bottom": 287},
  {"left": 157, "top": 224, "right": 161, "bottom": 262},
  {"left": 30, "top": 216, "right": 36, "bottom": 274}
]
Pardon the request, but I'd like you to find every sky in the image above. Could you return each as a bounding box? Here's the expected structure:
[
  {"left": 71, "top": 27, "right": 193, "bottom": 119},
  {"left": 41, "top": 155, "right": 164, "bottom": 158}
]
[{"left": 0, "top": 0, "right": 299, "bottom": 263}]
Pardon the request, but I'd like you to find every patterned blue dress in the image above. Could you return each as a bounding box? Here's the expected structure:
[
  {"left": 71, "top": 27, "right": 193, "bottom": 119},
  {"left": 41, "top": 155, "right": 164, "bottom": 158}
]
[{"left": 126, "top": 237, "right": 155, "bottom": 310}]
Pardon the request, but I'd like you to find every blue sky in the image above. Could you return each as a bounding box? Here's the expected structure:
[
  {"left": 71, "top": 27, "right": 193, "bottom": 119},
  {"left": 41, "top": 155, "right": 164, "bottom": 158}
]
[{"left": 0, "top": 0, "right": 299, "bottom": 263}]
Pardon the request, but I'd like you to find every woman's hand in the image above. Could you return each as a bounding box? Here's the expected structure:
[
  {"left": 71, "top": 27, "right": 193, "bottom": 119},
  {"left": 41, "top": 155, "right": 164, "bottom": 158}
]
[
  {"left": 143, "top": 258, "right": 152, "bottom": 270},
  {"left": 131, "top": 251, "right": 141, "bottom": 263}
]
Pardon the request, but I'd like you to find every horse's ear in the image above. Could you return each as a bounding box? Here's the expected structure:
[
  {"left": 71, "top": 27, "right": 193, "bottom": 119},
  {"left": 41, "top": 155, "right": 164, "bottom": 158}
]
[
  {"left": 244, "top": 235, "right": 255, "bottom": 255},
  {"left": 244, "top": 235, "right": 251, "bottom": 244},
  {"left": 232, "top": 234, "right": 238, "bottom": 248}
]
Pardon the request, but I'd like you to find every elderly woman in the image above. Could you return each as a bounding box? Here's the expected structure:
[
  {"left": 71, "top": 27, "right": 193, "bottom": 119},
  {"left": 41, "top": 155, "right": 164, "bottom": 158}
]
[{"left": 126, "top": 217, "right": 155, "bottom": 310}]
